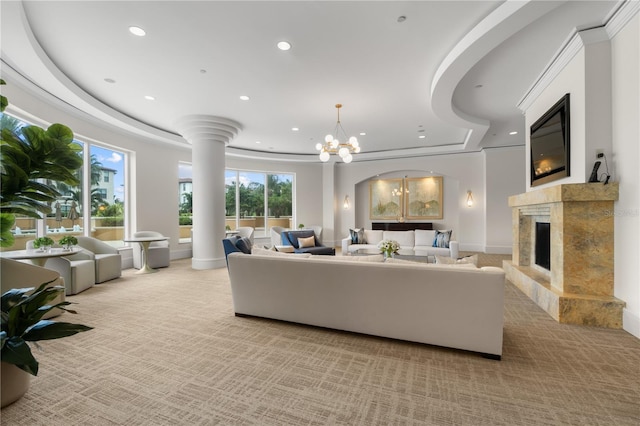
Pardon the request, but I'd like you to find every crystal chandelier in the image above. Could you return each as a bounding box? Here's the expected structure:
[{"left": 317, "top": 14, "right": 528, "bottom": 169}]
[{"left": 316, "top": 104, "right": 360, "bottom": 163}]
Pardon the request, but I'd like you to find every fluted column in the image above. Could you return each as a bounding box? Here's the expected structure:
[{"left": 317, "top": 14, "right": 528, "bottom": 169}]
[{"left": 175, "top": 115, "right": 242, "bottom": 269}]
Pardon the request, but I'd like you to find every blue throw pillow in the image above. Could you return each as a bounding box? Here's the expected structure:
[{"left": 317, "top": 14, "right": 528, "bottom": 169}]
[
  {"left": 433, "top": 230, "right": 452, "bottom": 248},
  {"left": 284, "top": 230, "right": 316, "bottom": 248}
]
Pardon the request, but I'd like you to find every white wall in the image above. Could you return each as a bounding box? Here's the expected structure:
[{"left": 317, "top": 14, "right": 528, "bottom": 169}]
[
  {"left": 334, "top": 152, "right": 490, "bottom": 252},
  {"left": 611, "top": 12, "right": 640, "bottom": 338},
  {"left": 484, "top": 146, "right": 526, "bottom": 254}
]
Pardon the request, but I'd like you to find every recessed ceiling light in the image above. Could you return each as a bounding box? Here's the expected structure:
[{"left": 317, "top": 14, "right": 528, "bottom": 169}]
[
  {"left": 359, "top": 132, "right": 366, "bottom": 136},
  {"left": 104, "top": 78, "right": 116, "bottom": 84},
  {"left": 144, "top": 95, "right": 155, "bottom": 101},
  {"left": 418, "top": 135, "right": 426, "bottom": 139},
  {"left": 255, "top": 141, "right": 261, "bottom": 144},
  {"left": 291, "top": 127, "right": 299, "bottom": 131},
  {"left": 129, "top": 26, "right": 146, "bottom": 36},
  {"left": 277, "top": 41, "right": 291, "bottom": 51},
  {"left": 397, "top": 16, "right": 407, "bottom": 23},
  {"left": 509, "top": 131, "right": 518, "bottom": 135},
  {"left": 200, "top": 69, "right": 207, "bottom": 74},
  {"left": 239, "top": 95, "right": 250, "bottom": 101},
  {"left": 474, "top": 84, "right": 483, "bottom": 89}
]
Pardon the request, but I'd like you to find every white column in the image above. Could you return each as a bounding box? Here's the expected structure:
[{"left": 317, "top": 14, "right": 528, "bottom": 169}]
[{"left": 175, "top": 115, "right": 242, "bottom": 269}]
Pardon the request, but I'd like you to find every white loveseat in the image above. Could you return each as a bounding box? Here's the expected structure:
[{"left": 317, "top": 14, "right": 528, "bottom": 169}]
[
  {"left": 341, "top": 229, "right": 459, "bottom": 259},
  {"left": 227, "top": 252, "right": 505, "bottom": 359}
]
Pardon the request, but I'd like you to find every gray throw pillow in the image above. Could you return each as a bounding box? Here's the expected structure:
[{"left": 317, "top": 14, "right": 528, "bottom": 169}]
[{"left": 235, "top": 237, "right": 252, "bottom": 254}]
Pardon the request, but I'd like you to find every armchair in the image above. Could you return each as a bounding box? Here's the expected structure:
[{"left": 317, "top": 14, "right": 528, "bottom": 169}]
[
  {"left": 25, "top": 239, "right": 95, "bottom": 295},
  {"left": 131, "top": 231, "right": 170, "bottom": 270},
  {"left": 235, "top": 227, "right": 255, "bottom": 245},
  {"left": 76, "top": 236, "right": 122, "bottom": 283}
]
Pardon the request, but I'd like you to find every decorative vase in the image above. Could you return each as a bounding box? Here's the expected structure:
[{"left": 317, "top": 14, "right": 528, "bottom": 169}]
[{"left": 1, "top": 362, "right": 31, "bottom": 408}]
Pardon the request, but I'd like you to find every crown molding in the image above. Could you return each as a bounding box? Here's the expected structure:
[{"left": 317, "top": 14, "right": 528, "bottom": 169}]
[{"left": 517, "top": 1, "right": 638, "bottom": 113}]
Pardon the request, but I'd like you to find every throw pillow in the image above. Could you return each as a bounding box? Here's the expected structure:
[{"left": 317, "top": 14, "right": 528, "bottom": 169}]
[
  {"left": 235, "top": 237, "right": 253, "bottom": 254},
  {"left": 298, "top": 236, "right": 316, "bottom": 248},
  {"left": 349, "top": 228, "right": 365, "bottom": 244},
  {"left": 432, "top": 230, "right": 452, "bottom": 248},
  {"left": 435, "top": 254, "right": 478, "bottom": 266}
]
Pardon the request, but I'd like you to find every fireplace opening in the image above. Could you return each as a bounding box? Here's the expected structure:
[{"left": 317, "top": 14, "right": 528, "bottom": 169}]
[{"left": 535, "top": 222, "right": 551, "bottom": 270}]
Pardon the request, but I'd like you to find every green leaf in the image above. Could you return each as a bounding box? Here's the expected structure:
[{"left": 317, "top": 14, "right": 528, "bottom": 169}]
[
  {"left": 1, "top": 337, "right": 39, "bottom": 376},
  {"left": 23, "top": 321, "right": 93, "bottom": 341}
]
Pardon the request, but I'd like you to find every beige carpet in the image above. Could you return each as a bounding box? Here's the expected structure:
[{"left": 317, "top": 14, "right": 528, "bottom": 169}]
[{"left": 2, "top": 254, "right": 639, "bottom": 425}]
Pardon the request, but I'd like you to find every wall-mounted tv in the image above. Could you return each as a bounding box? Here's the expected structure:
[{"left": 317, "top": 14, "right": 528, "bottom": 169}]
[{"left": 530, "top": 93, "right": 570, "bottom": 187}]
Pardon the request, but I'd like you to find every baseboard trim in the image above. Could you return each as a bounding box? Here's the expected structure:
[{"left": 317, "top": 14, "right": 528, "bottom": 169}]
[{"left": 623, "top": 309, "right": 640, "bottom": 339}]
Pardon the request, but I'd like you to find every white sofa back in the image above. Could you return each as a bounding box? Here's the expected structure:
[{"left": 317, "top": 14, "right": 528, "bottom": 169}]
[{"left": 227, "top": 253, "right": 505, "bottom": 358}]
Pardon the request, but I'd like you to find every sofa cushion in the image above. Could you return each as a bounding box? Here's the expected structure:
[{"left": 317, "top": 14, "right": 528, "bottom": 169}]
[
  {"left": 349, "top": 228, "right": 365, "bottom": 244},
  {"left": 433, "top": 230, "right": 452, "bottom": 248},
  {"left": 383, "top": 231, "right": 414, "bottom": 248},
  {"left": 282, "top": 230, "right": 317, "bottom": 248},
  {"left": 252, "top": 247, "right": 312, "bottom": 258},
  {"left": 415, "top": 229, "right": 436, "bottom": 246},
  {"left": 384, "top": 257, "right": 477, "bottom": 269},
  {"left": 295, "top": 246, "right": 335, "bottom": 255},
  {"left": 298, "top": 235, "right": 316, "bottom": 248},
  {"left": 363, "top": 229, "right": 383, "bottom": 245},
  {"left": 435, "top": 254, "right": 478, "bottom": 266}
]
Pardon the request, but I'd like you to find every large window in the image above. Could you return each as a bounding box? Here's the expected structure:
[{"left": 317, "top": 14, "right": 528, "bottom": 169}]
[
  {"left": 1, "top": 113, "right": 127, "bottom": 250},
  {"left": 225, "top": 170, "right": 294, "bottom": 237},
  {"left": 178, "top": 162, "right": 193, "bottom": 243}
]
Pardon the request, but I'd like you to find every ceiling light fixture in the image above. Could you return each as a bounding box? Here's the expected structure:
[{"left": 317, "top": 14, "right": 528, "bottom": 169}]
[
  {"left": 277, "top": 41, "right": 291, "bottom": 51},
  {"left": 239, "top": 95, "right": 250, "bottom": 101},
  {"left": 315, "top": 104, "right": 360, "bottom": 164},
  {"left": 291, "top": 127, "right": 299, "bottom": 131},
  {"left": 129, "top": 26, "right": 146, "bottom": 36},
  {"left": 144, "top": 95, "right": 155, "bottom": 101},
  {"left": 509, "top": 131, "right": 518, "bottom": 135}
]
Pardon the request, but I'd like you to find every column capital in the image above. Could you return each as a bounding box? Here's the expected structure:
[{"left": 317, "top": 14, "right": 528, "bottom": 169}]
[{"left": 175, "top": 115, "right": 242, "bottom": 145}]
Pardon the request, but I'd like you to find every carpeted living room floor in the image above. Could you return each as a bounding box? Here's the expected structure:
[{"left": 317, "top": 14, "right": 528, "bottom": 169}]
[{"left": 1, "top": 253, "right": 639, "bottom": 425}]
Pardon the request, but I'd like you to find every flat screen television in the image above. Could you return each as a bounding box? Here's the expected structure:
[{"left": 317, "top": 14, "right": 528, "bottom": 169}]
[{"left": 530, "top": 93, "right": 570, "bottom": 187}]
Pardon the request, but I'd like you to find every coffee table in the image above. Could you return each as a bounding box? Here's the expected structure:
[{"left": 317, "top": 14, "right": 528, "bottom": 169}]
[{"left": 351, "top": 247, "right": 432, "bottom": 263}]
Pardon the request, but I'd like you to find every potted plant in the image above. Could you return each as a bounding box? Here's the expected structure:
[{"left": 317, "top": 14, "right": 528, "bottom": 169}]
[
  {"left": 298, "top": 223, "right": 305, "bottom": 229},
  {"left": 32, "top": 236, "right": 54, "bottom": 251},
  {"left": 378, "top": 239, "right": 400, "bottom": 258},
  {"left": 58, "top": 235, "right": 78, "bottom": 250},
  {"left": 1, "top": 282, "right": 92, "bottom": 407}
]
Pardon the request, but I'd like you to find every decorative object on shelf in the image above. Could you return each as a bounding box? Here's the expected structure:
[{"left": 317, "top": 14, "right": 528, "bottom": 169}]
[
  {"left": 377, "top": 239, "right": 400, "bottom": 258},
  {"left": 466, "top": 190, "right": 474, "bottom": 207},
  {"left": 1, "top": 282, "right": 92, "bottom": 407},
  {"left": 58, "top": 235, "right": 78, "bottom": 250},
  {"left": 316, "top": 104, "right": 360, "bottom": 163},
  {"left": 32, "top": 237, "right": 54, "bottom": 251},
  {"left": 298, "top": 223, "right": 305, "bottom": 229}
]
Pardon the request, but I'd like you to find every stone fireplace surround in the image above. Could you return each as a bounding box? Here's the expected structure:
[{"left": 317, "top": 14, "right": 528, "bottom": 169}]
[{"left": 503, "top": 183, "right": 625, "bottom": 328}]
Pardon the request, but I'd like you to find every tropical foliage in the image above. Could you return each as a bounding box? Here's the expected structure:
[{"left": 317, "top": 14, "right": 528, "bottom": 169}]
[
  {"left": 1, "top": 282, "right": 92, "bottom": 375},
  {"left": 0, "top": 79, "right": 83, "bottom": 247},
  {"left": 225, "top": 174, "right": 292, "bottom": 218}
]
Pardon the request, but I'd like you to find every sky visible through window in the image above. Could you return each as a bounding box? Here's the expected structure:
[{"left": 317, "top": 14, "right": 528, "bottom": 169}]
[{"left": 92, "top": 145, "right": 124, "bottom": 202}]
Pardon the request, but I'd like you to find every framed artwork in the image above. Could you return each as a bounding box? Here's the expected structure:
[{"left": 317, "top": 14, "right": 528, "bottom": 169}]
[
  {"left": 405, "top": 176, "right": 443, "bottom": 220},
  {"left": 369, "top": 179, "right": 403, "bottom": 220}
]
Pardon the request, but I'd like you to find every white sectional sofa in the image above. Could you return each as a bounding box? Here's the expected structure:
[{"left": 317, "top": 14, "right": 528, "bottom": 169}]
[
  {"left": 227, "top": 252, "right": 505, "bottom": 359},
  {"left": 341, "top": 229, "right": 459, "bottom": 259}
]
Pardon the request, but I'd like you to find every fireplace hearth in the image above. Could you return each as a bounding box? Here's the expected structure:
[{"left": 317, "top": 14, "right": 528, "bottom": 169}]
[{"left": 503, "top": 183, "right": 625, "bottom": 328}]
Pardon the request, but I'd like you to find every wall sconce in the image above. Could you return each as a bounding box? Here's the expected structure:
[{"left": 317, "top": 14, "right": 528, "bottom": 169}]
[
  {"left": 343, "top": 195, "right": 351, "bottom": 210},
  {"left": 466, "top": 190, "right": 474, "bottom": 207}
]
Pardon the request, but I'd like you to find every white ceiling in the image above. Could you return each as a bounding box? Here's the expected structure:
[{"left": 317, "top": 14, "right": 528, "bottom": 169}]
[{"left": 0, "top": 0, "right": 621, "bottom": 162}]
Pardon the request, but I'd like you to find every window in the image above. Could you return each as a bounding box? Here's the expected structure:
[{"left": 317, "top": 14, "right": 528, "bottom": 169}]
[
  {"left": 178, "top": 162, "right": 193, "bottom": 243},
  {"left": 0, "top": 112, "right": 127, "bottom": 249},
  {"left": 225, "top": 169, "right": 294, "bottom": 237}
]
